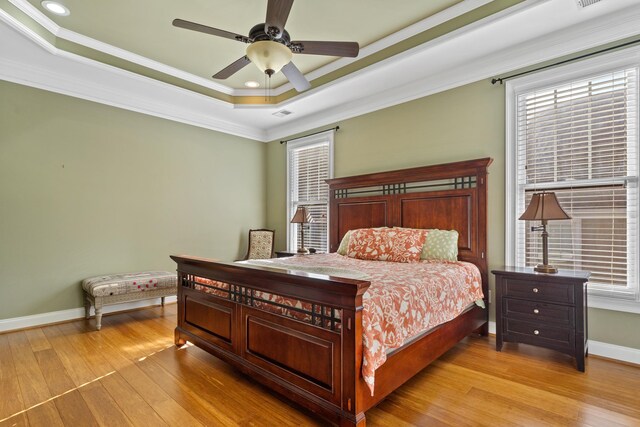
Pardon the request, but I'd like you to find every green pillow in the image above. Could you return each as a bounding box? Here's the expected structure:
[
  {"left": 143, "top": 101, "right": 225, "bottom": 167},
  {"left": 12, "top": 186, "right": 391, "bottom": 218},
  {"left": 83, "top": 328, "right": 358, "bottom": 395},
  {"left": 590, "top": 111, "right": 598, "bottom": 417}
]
[
  {"left": 337, "top": 230, "right": 352, "bottom": 255},
  {"left": 422, "top": 229, "right": 459, "bottom": 261}
]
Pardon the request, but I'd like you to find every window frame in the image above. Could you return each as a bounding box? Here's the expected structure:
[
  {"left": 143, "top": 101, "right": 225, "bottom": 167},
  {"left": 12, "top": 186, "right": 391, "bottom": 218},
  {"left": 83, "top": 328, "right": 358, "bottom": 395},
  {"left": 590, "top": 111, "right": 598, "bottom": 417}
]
[
  {"left": 505, "top": 45, "right": 640, "bottom": 314},
  {"left": 286, "top": 130, "right": 335, "bottom": 253}
]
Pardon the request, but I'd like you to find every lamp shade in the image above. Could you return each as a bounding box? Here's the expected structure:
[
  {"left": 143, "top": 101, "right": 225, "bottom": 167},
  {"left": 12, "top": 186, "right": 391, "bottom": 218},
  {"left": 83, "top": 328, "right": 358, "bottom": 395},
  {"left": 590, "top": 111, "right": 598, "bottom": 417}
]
[
  {"left": 246, "top": 41, "right": 292, "bottom": 75},
  {"left": 519, "top": 192, "right": 571, "bottom": 221},
  {"left": 290, "top": 206, "right": 313, "bottom": 224}
]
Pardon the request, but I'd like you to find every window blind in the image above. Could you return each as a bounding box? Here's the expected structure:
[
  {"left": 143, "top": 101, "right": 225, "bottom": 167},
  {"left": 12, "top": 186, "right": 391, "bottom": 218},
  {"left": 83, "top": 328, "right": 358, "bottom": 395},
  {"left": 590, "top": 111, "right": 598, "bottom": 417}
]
[
  {"left": 288, "top": 139, "right": 332, "bottom": 253},
  {"left": 515, "top": 68, "right": 638, "bottom": 290}
]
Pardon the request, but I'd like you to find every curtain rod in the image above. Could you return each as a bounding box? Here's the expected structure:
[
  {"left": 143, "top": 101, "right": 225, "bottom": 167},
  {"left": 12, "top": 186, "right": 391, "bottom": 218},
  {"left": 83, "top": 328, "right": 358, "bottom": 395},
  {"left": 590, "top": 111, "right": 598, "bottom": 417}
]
[
  {"left": 491, "top": 38, "right": 640, "bottom": 85},
  {"left": 280, "top": 126, "right": 339, "bottom": 144}
]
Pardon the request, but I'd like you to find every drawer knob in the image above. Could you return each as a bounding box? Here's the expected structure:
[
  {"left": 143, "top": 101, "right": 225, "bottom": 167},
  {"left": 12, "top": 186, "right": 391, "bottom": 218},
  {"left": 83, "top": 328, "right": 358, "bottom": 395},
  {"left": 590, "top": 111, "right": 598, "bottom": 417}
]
[
  {"left": 533, "top": 308, "right": 540, "bottom": 314},
  {"left": 533, "top": 330, "right": 540, "bottom": 335},
  {"left": 532, "top": 287, "right": 539, "bottom": 293}
]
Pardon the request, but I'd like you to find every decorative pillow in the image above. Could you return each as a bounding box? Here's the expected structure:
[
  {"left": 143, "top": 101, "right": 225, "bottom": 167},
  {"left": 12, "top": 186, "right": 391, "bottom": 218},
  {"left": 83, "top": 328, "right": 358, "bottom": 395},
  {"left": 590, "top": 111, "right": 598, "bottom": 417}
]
[
  {"left": 336, "top": 227, "right": 389, "bottom": 256},
  {"left": 393, "top": 227, "right": 459, "bottom": 261},
  {"left": 422, "top": 229, "right": 459, "bottom": 261},
  {"left": 337, "top": 230, "right": 352, "bottom": 255},
  {"left": 346, "top": 228, "right": 427, "bottom": 263}
]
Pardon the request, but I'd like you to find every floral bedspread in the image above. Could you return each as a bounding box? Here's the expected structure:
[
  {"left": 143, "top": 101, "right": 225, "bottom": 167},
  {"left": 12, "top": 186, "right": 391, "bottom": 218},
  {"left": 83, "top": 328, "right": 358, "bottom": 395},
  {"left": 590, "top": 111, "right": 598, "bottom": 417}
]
[{"left": 195, "top": 253, "right": 483, "bottom": 395}]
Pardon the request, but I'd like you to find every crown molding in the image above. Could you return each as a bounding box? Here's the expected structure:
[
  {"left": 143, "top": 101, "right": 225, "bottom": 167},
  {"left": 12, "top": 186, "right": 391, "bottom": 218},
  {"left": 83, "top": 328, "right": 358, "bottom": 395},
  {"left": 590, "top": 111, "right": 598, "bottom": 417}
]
[
  {"left": 2, "top": 0, "right": 639, "bottom": 142},
  {"left": 7, "top": 0, "right": 495, "bottom": 97},
  {"left": 56, "top": 27, "right": 236, "bottom": 95},
  {"left": 265, "top": 1, "right": 640, "bottom": 140},
  {"left": 0, "top": 5, "right": 55, "bottom": 53},
  {"left": 0, "top": 55, "right": 266, "bottom": 140},
  {"left": 235, "top": 0, "right": 553, "bottom": 111},
  {"left": 248, "top": 0, "right": 497, "bottom": 97},
  {"left": 7, "top": 0, "right": 56, "bottom": 33},
  {"left": 0, "top": 10, "right": 267, "bottom": 141},
  {"left": 8, "top": 0, "right": 234, "bottom": 94}
]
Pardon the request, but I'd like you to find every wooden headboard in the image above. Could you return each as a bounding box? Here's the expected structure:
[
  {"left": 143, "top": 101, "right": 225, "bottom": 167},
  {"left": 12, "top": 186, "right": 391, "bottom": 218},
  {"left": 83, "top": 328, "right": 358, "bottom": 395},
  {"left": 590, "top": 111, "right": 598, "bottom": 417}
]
[{"left": 326, "top": 158, "right": 492, "bottom": 289}]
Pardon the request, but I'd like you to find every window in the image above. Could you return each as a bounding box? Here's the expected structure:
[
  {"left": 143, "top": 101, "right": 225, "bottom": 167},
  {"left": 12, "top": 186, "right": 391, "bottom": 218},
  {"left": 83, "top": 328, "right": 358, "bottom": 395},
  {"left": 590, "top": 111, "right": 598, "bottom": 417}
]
[
  {"left": 286, "top": 131, "right": 334, "bottom": 253},
  {"left": 506, "top": 47, "right": 640, "bottom": 312}
]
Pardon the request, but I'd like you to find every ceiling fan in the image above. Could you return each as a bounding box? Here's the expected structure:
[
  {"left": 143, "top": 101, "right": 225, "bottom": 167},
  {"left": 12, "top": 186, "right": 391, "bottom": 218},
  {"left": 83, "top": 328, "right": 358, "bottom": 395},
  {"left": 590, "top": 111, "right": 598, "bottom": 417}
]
[{"left": 172, "top": 0, "right": 359, "bottom": 92}]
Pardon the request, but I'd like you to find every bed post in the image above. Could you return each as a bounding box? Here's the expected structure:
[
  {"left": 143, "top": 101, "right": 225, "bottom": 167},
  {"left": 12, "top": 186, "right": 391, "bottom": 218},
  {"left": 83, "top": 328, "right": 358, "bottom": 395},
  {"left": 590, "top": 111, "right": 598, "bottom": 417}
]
[
  {"left": 175, "top": 272, "right": 187, "bottom": 346},
  {"left": 476, "top": 161, "right": 490, "bottom": 336},
  {"left": 341, "top": 306, "right": 366, "bottom": 427}
]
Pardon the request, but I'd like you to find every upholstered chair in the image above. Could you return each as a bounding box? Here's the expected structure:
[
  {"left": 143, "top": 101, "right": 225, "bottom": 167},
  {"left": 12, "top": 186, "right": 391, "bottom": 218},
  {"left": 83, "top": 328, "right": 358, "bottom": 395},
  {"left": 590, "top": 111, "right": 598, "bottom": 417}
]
[{"left": 243, "top": 229, "right": 275, "bottom": 260}]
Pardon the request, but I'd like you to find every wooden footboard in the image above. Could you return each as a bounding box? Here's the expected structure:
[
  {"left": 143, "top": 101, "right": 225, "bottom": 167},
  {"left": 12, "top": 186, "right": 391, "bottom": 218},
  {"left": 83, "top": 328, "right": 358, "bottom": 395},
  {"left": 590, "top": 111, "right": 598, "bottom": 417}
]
[
  {"left": 172, "top": 255, "right": 487, "bottom": 426},
  {"left": 171, "top": 255, "right": 371, "bottom": 426}
]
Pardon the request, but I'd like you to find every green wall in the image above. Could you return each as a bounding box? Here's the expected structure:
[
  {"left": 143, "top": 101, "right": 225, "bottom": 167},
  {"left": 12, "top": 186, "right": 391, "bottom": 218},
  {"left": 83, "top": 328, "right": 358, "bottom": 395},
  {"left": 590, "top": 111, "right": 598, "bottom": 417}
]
[
  {"left": 265, "top": 80, "right": 640, "bottom": 350},
  {"left": 0, "top": 81, "right": 266, "bottom": 319},
  {"left": 2, "top": 71, "right": 639, "bottom": 351}
]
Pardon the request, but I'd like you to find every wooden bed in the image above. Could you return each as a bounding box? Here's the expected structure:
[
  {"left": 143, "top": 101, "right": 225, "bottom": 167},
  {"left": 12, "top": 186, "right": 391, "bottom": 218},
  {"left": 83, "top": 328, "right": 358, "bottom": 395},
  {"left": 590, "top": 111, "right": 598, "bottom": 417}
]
[{"left": 172, "top": 157, "right": 492, "bottom": 426}]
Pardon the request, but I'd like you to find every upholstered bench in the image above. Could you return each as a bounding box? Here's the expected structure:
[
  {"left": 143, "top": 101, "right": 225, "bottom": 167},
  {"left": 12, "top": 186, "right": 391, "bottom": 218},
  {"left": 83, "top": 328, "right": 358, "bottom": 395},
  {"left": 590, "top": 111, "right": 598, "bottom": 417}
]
[{"left": 82, "top": 271, "right": 177, "bottom": 330}]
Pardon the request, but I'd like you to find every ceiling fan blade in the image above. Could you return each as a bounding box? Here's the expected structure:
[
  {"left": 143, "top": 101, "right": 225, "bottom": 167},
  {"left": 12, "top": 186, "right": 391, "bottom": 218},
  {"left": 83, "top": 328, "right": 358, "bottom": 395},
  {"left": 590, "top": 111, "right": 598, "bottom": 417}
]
[
  {"left": 265, "top": 0, "right": 294, "bottom": 38},
  {"left": 173, "top": 19, "right": 249, "bottom": 43},
  {"left": 212, "top": 56, "right": 251, "bottom": 79},
  {"left": 281, "top": 61, "right": 311, "bottom": 92},
  {"left": 291, "top": 40, "right": 359, "bottom": 58}
]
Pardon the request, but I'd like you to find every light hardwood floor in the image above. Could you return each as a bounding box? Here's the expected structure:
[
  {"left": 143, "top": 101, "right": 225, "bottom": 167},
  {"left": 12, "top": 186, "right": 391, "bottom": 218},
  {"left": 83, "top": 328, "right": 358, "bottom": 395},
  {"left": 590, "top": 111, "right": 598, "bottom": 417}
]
[{"left": 1, "top": 304, "right": 639, "bottom": 427}]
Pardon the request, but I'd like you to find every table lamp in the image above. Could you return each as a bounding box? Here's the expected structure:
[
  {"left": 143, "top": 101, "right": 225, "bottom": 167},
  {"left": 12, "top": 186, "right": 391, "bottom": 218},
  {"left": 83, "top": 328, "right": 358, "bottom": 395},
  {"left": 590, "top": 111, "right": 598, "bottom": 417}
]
[
  {"left": 290, "top": 206, "right": 314, "bottom": 254},
  {"left": 519, "top": 191, "right": 571, "bottom": 273}
]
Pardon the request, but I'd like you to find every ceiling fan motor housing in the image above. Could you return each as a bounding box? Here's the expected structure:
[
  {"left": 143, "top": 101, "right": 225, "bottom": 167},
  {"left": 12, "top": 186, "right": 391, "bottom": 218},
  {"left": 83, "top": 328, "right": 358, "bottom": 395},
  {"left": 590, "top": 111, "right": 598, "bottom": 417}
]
[{"left": 249, "top": 23, "right": 291, "bottom": 45}]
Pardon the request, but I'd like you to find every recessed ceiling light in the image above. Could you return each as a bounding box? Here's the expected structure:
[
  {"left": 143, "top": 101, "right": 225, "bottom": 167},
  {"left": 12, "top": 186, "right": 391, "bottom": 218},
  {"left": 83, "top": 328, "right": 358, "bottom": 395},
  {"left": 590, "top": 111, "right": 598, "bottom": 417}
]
[
  {"left": 244, "top": 81, "right": 260, "bottom": 88},
  {"left": 41, "top": 1, "right": 70, "bottom": 16}
]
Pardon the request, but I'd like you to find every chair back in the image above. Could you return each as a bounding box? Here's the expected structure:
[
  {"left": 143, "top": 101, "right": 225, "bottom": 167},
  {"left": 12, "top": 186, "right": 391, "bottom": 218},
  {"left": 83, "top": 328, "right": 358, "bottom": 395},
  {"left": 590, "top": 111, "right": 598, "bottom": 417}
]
[{"left": 245, "top": 229, "right": 275, "bottom": 260}]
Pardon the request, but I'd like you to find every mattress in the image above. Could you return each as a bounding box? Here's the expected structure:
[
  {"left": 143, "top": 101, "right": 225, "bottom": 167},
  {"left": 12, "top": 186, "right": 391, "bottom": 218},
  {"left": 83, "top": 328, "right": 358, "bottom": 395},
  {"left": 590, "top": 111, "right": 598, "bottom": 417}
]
[{"left": 193, "top": 253, "right": 484, "bottom": 394}]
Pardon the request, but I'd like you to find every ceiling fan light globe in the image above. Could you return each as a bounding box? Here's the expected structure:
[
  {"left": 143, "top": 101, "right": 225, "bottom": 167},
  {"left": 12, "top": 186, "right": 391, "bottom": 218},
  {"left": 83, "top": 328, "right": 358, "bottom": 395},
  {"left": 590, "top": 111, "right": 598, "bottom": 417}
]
[{"left": 246, "top": 41, "right": 292, "bottom": 75}]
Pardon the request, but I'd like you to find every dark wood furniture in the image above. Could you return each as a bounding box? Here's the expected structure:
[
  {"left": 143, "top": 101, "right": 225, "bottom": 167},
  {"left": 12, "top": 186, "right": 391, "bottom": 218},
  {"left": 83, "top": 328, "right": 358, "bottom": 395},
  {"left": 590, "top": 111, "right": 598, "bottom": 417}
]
[
  {"left": 493, "top": 266, "right": 590, "bottom": 371},
  {"left": 275, "top": 250, "right": 295, "bottom": 257},
  {"left": 172, "top": 158, "right": 492, "bottom": 426},
  {"left": 275, "top": 250, "right": 321, "bottom": 257}
]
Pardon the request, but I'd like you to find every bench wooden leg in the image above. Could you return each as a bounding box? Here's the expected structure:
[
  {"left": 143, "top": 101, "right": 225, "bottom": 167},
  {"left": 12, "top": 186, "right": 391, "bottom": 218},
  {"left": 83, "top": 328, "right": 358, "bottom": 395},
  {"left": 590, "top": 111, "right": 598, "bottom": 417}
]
[
  {"left": 95, "top": 299, "right": 104, "bottom": 331},
  {"left": 161, "top": 296, "right": 165, "bottom": 306}
]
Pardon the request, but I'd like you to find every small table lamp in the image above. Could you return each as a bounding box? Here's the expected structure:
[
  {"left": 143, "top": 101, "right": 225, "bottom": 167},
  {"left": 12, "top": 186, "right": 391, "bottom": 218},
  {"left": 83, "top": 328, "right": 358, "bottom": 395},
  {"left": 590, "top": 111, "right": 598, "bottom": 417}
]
[
  {"left": 290, "top": 206, "right": 314, "bottom": 254},
  {"left": 519, "top": 192, "right": 571, "bottom": 274}
]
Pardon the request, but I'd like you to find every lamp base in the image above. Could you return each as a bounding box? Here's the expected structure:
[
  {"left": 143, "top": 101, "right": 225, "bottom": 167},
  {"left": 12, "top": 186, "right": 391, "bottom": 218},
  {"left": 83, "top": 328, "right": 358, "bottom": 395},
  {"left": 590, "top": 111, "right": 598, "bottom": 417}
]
[
  {"left": 297, "top": 247, "right": 310, "bottom": 254},
  {"left": 534, "top": 264, "right": 558, "bottom": 274}
]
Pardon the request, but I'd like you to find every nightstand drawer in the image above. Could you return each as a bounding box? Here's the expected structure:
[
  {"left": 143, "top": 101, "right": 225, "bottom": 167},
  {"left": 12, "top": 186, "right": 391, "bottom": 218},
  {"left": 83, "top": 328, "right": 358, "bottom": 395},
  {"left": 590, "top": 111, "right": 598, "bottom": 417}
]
[
  {"left": 504, "top": 298, "right": 574, "bottom": 326},
  {"left": 504, "top": 278, "right": 574, "bottom": 304},
  {"left": 504, "top": 318, "right": 573, "bottom": 351}
]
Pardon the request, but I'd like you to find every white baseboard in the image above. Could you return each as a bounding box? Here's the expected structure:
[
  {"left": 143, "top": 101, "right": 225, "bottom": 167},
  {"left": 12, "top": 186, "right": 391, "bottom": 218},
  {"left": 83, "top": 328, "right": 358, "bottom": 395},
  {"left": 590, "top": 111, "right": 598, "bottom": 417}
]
[
  {"left": 588, "top": 340, "right": 640, "bottom": 365},
  {"left": 0, "top": 296, "right": 177, "bottom": 333},
  {"left": 487, "top": 321, "right": 639, "bottom": 366},
  {"left": 489, "top": 320, "right": 497, "bottom": 335}
]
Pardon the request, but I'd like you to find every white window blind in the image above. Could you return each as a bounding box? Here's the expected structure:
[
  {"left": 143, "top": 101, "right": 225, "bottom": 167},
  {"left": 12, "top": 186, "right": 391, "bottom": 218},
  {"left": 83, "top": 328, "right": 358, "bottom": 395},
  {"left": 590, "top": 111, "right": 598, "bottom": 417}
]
[
  {"left": 515, "top": 67, "right": 639, "bottom": 295},
  {"left": 287, "top": 132, "right": 334, "bottom": 253}
]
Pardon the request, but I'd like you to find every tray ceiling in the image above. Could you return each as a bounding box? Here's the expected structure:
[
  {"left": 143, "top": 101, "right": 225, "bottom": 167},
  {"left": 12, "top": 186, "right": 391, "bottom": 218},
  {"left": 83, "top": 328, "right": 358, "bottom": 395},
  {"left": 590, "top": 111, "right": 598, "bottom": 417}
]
[
  {"left": 24, "top": 0, "right": 463, "bottom": 90},
  {"left": 2, "top": 0, "right": 640, "bottom": 141}
]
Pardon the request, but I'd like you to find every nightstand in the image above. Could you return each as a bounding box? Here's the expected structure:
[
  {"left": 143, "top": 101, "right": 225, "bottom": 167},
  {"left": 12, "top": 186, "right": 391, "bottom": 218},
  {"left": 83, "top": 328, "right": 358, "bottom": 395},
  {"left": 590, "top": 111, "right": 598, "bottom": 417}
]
[
  {"left": 492, "top": 266, "right": 590, "bottom": 371},
  {"left": 275, "top": 251, "right": 322, "bottom": 258},
  {"left": 275, "top": 251, "right": 296, "bottom": 258}
]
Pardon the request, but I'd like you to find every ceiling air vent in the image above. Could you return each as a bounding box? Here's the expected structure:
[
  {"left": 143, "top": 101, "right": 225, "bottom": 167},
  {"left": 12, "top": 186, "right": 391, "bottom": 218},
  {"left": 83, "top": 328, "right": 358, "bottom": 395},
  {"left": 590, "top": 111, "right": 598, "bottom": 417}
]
[
  {"left": 577, "top": 0, "right": 601, "bottom": 7},
  {"left": 273, "top": 109, "right": 293, "bottom": 118}
]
